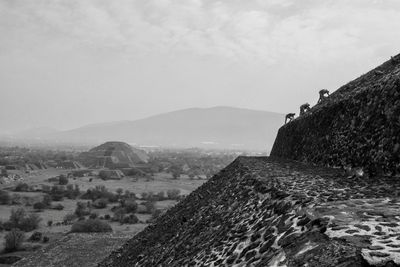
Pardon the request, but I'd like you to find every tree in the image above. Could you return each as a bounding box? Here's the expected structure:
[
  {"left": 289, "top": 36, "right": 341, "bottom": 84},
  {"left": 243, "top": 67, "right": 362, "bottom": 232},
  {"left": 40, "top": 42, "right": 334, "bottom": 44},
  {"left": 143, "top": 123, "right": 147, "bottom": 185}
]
[
  {"left": 14, "top": 183, "right": 29, "bottom": 192},
  {"left": 113, "top": 208, "right": 127, "bottom": 223},
  {"left": 116, "top": 188, "right": 123, "bottom": 197},
  {"left": 4, "top": 229, "right": 25, "bottom": 252},
  {"left": 124, "top": 199, "right": 138, "bottom": 213},
  {"left": 42, "top": 194, "right": 52, "bottom": 207},
  {"left": 92, "top": 198, "right": 108, "bottom": 209},
  {"left": 0, "top": 190, "right": 10, "bottom": 204},
  {"left": 33, "top": 202, "right": 46, "bottom": 211},
  {"left": 59, "top": 175, "right": 68, "bottom": 185},
  {"left": 167, "top": 189, "right": 180, "bottom": 200},
  {"left": 75, "top": 202, "right": 91, "bottom": 217},
  {"left": 7, "top": 208, "right": 41, "bottom": 232}
]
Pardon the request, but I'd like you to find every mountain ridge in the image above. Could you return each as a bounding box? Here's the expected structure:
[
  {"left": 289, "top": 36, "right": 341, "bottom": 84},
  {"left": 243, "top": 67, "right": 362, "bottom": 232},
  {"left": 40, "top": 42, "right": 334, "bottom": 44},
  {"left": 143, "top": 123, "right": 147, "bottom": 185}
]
[{"left": 20, "top": 106, "right": 283, "bottom": 151}]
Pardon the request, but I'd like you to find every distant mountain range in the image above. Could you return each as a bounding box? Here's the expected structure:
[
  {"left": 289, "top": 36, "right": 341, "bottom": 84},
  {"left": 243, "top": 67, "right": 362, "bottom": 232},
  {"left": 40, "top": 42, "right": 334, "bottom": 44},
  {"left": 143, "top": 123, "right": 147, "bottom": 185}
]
[{"left": 6, "top": 107, "right": 284, "bottom": 152}]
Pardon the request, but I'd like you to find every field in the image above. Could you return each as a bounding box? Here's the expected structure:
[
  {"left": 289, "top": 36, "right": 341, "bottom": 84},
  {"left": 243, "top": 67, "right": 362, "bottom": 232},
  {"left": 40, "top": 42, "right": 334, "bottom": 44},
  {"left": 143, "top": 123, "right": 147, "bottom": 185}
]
[{"left": 0, "top": 168, "right": 207, "bottom": 265}]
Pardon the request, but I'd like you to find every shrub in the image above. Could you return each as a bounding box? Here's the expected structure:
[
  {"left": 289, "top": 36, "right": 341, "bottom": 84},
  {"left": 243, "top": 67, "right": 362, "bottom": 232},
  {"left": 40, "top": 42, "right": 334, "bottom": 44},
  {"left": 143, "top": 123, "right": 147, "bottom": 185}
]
[
  {"left": 28, "top": 231, "right": 42, "bottom": 242},
  {"left": 113, "top": 208, "right": 126, "bottom": 223},
  {"left": 50, "top": 185, "right": 65, "bottom": 201},
  {"left": 123, "top": 199, "right": 138, "bottom": 213},
  {"left": 10, "top": 194, "right": 22, "bottom": 205},
  {"left": 47, "top": 220, "right": 53, "bottom": 227},
  {"left": 14, "top": 183, "right": 29, "bottom": 192},
  {"left": 71, "top": 219, "right": 112, "bottom": 233},
  {"left": 122, "top": 214, "right": 139, "bottom": 224},
  {"left": 92, "top": 198, "right": 108, "bottom": 209},
  {"left": 41, "top": 185, "right": 51, "bottom": 193},
  {"left": 75, "top": 202, "right": 91, "bottom": 217},
  {"left": 104, "top": 214, "right": 111, "bottom": 220},
  {"left": 42, "top": 194, "right": 52, "bottom": 207},
  {"left": 19, "top": 213, "right": 42, "bottom": 232},
  {"left": 33, "top": 202, "right": 46, "bottom": 211},
  {"left": 0, "top": 190, "right": 10, "bottom": 204},
  {"left": 89, "top": 213, "right": 98, "bottom": 219},
  {"left": 156, "top": 191, "right": 165, "bottom": 201},
  {"left": 53, "top": 204, "right": 64, "bottom": 210},
  {"left": 42, "top": 236, "right": 49, "bottom": 243},
  {"left": 7, "top": 208, "right": 41, "bottom": 232},
  {"left": 166, "top": 189, "right": 180, "bottom": 200},
  {"left": 116, "top": 188, "right": 123, "bottom": 196},
  {"left": 51, "top": 194, "right": 64, "bottom": 201},
  {"left": 59, "top": 175, "right": 68, "bottom": 185},
  {"left": 136, "top": 204, "right": 147, "bottom": 214},
  {"left": 143, "top": 201, "right": 156, "bottom": 214},
  {"left": 4, "top": 229, "right": 25, "bottom": 252},
  {"left": 81, "top": 185, "right": 117, "bottom": 203},
  {"left": 63, "top": 213, "right": 77, "bottom": 224}
]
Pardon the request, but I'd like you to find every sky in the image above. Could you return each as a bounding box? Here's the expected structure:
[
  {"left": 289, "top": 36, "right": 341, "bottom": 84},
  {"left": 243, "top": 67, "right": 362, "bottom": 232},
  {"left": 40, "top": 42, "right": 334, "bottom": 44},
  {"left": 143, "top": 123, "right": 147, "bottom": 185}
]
[{"left": 0, "top": 0, "right": 400, "bottom": 133}]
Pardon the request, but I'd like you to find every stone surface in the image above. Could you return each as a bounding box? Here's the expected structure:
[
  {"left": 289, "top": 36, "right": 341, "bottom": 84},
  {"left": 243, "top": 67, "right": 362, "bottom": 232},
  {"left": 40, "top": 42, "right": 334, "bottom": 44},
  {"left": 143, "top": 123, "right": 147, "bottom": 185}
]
[
  {"left": 271, "top": 54, "right": 400, "bottom": 176},
  {"left": 99, "top": 157, "right": 400, "bottom": 266}
]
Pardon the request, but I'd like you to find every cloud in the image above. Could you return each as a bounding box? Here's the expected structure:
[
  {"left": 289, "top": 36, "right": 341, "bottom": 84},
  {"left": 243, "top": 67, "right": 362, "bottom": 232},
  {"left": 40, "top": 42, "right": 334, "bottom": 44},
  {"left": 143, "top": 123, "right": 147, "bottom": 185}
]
[{"left": 1, "top": 0, "right": 399, "bottom": 64}]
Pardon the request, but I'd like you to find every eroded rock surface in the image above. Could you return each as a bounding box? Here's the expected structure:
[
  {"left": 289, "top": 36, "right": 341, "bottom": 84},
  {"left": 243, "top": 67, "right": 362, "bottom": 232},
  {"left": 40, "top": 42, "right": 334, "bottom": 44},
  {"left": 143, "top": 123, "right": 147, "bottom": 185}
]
[
  {"left": 271, "top": 54, "right": 400, "bottom": 176},
  {"left": 99, "top": 157, "right": 400, "bottom": 266}
]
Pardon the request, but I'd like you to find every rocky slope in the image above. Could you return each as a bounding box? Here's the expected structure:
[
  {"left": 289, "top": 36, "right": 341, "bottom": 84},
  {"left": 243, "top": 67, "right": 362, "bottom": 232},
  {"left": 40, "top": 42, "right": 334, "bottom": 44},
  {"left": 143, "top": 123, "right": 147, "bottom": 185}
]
[
  {"left": 271, "top": 54, "right": 400, "bottom": 176},
  {"left": 99, "top": 157, "right": 400, "bottom": 266}
]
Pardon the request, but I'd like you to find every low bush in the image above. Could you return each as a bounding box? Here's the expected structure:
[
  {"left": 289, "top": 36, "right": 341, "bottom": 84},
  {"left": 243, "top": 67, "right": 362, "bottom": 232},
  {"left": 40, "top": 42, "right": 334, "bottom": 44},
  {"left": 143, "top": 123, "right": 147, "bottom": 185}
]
[
  {"left": 63, "top": 213, "right": 77, "bottom": 224},
  {"left": 42, "top": 194, "right": 52, "bottom": 207},
  {"left": 143, "top": 201, "right": 156, "bottom": 214},
  {"left": 122, "top": 214, "right": 139, "bottom": 224},
  {"left": 123, "top": 199, "right": 138, "bottom": 213},
  {"left": 14, "top": 183, "right": 29, "bottom": 192},
  {"left": 10, "top": 194, "right": 22, "bottom": 205},
  {"left": 80, "top": 185, "right": 117, "bottom": 203},
  {"left": 92, "top": 198, "right": 108, "bottom": 209},
  {"left": 59, "top": 175, "right": 68, "bottom": 185},
  {"left": 0, "top": 190, "right": 10, "bottom": 205},
  {"left": 74, "top": 202, "right": 91, "bottom": 217},
  {"left": 89, "top": 213, "right": 98, "bottom": 219},
  {"left": 71, "top": 219, "right": 112, "bottom": 233},
  {"left": 166, "top": 189, "right": 180, "bottom": 200},
  {"left": 4, "top": 229, "right": 25, "bottom": 252},
  {"left": 113, "top": 208, "right": 126, "bottom": 223},
  {"left": 42, "top": 236, "right": 49, "bottom": 243},
  {"left": 52, "top": 204, "right": 64, "bottom": 210},
  {"left": 28, "top": 231, "right": 42, "bottom": 242},
  {"left": 33, "top": 202, "right": 46, "bottom": 211}
]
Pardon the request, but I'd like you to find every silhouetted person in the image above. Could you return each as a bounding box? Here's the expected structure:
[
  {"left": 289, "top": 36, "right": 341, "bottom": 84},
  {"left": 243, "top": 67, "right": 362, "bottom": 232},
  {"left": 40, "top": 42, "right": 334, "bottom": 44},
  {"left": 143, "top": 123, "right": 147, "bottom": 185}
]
[
  {"left": 285, "top": 113, "right": 295, "bottom": 124},
  {"left": 300, "top": 103, "right": 311, "bottom": 116},
  {"left": 318, "top": 89, "right": 330, "bottom": 103}
]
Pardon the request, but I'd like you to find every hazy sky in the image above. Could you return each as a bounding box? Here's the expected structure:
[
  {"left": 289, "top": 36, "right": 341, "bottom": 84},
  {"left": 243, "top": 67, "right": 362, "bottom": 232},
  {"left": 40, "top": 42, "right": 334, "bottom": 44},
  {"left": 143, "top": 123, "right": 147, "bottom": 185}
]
[{"left": 1, "top": 0, "right": 399, "bottom": 133}]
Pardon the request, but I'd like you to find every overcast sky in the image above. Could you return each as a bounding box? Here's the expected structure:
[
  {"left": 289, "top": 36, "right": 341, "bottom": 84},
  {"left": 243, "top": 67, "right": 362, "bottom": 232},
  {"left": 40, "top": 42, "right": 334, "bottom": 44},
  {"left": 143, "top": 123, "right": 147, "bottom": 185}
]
[{"left": 1, "top": 0, "right": 399, "bottom": 133}]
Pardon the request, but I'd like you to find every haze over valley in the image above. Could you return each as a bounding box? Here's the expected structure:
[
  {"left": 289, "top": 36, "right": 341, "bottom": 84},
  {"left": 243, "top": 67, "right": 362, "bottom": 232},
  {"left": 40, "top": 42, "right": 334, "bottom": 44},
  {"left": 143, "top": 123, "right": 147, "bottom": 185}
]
[{"left": 4, "top": 107, "right": 283, "bottom": 152}]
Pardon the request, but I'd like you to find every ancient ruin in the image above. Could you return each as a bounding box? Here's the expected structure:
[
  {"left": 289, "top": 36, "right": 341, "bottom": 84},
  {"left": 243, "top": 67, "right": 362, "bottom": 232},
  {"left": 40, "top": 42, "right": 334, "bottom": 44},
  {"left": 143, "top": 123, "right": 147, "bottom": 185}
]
[{"left": 99, "top": 54, "right": 400, "bottom": 266}]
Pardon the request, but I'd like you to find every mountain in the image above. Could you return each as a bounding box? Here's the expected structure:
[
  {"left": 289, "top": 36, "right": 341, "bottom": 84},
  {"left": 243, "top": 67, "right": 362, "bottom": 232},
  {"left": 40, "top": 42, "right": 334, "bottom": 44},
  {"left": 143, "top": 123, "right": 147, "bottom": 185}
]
[{"left": 46, "top": 107, "right": 284, "bottom": 151}]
